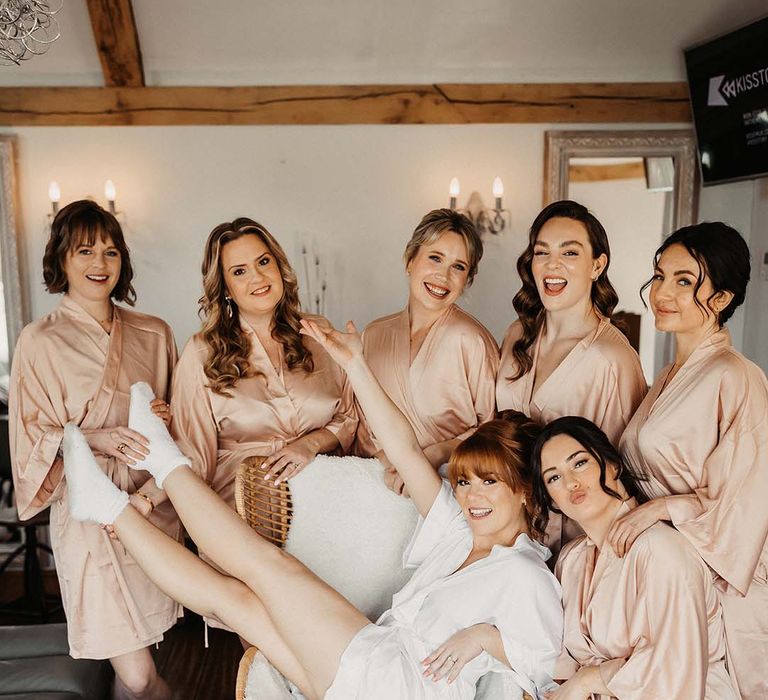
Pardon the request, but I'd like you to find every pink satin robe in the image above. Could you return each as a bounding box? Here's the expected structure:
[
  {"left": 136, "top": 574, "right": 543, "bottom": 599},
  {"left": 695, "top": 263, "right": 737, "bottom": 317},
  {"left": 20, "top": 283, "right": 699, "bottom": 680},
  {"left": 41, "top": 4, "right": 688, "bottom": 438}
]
[
  {"left": 171, "top": 319, "right": 357, "bottom": 508},
  {"left": 8, "top": 296, "right": 181, "bottom": 659},
  {"left": 620, "top": 329, "right": 768, "bottom": 700},
  {"left": 354, "top": 305, "right": 499, "bottom": 459},
  {"left": 497, "top": 317, "right": 647, "bottom": 558},
  {"left": 555, "top": 502, "right": 737, "bottom": 700}
]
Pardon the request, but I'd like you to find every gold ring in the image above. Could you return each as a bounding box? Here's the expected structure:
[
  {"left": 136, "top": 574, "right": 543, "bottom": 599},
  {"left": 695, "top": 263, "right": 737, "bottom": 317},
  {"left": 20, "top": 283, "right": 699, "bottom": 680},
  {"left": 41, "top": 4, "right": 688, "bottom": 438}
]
[{"left": 117, "top": 443, "right": 128, "bottom": 454}]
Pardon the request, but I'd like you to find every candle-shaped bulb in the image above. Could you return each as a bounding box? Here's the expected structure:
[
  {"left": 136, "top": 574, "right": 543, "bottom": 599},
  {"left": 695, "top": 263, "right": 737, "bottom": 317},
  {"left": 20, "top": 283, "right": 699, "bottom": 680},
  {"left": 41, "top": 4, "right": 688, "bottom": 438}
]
[
  {"left": 104, "top": 179, "right": 117, "bottom": 213},
  {"left": 492, "top": 176, "right": 503, "bottom": 209},
  {"left": 48, "top": 181, "right": 61, "bottom": 214},
  {"left": 449, "top": 177, "right": 460, "bottom": 209}
]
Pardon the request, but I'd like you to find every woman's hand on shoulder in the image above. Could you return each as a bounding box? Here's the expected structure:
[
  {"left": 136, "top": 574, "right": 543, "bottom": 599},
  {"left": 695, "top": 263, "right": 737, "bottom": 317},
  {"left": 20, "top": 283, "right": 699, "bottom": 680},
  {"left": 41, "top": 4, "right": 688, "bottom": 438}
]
[
  {"left": 606, "top": 498, "right": 669, "bottom": 558},
  {"left": 300, "top": 318, "right": 363, "bottom": 369}
]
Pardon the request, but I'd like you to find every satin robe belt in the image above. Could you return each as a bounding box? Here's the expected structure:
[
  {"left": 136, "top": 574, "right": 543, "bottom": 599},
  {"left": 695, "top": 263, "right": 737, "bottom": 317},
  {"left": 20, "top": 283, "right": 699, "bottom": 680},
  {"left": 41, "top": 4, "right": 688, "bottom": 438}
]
[{"left": 216, "top": 437, "right": 288, "bottom": 459}]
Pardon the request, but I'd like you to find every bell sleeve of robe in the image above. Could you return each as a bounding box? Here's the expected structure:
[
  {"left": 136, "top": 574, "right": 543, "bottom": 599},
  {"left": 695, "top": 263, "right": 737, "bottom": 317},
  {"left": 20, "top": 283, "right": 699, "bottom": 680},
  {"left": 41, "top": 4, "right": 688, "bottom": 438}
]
[
  {"left": 661, "top": 361, "right": 768, "bottom": 597},
  {"left": 8, "top": 326, "right": 66, "bottom": 519},
  {"left": 597, "top": 535, "right": 714, "bottom": 700},
  {"left": 170, "top": 337, "right": 219, "bottom": 483}
]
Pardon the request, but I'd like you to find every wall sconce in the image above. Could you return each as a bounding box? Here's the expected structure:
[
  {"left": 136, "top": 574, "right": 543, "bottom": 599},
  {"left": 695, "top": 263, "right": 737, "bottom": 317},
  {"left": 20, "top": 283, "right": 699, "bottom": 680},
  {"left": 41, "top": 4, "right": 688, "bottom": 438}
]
[
  {"left": 45, "top": 179, "right": 123, "bottom": 219},
  {"left": 448, "top": 176, "right": 510, "bottom": 236},
  {"left": 48, "top": 181, "right": 60, "bottom": 215},
  {"left": 104, "top": 179, "right": 118, "bottom": 214}
]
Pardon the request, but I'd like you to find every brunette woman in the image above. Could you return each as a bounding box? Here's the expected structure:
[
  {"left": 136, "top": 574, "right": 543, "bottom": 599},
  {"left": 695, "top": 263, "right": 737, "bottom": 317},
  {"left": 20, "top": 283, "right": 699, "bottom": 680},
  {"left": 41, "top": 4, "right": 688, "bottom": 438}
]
[
  {"left": 61, "top": 316, "right": 563, "bottom": 700},
  {"left": 355, "top": 209, "right": 499, "bottom": 495},
  {"left": 613, "top": 222, "right": 768, "bottom": 700},
  {"left": 533, "top": 417, "right": 737, "bottom": 700},
  {"left": 171, "top": 217, "right": 357, "bottom": 509},
  {"left": 496, "top": 200, "right": 646, "bottom": 556},
  {"left": 9, "top": 201, "right": 178, "bottom": 699}
]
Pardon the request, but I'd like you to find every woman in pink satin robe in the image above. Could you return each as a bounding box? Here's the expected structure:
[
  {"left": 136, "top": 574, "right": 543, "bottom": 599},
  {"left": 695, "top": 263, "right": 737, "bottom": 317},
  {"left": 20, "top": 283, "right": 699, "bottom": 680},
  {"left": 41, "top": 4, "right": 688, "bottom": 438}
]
[
  {"left": 9, "top": 201, "right": 178, "bottom": 698},
  {"left": 496, "top": 201, "right": 646, "bottom": 556},
  {"left": 171, "top": 218, "right": 357, "bottom": 510},
  {"left": 532, "top": 417, "right": 738, "bottom": 700},
  {"left": 354, "top": 209, "right": 499, "bottom": 494},
  {"left": 613, "top": 222, "right": 768, "bottom": 700}
]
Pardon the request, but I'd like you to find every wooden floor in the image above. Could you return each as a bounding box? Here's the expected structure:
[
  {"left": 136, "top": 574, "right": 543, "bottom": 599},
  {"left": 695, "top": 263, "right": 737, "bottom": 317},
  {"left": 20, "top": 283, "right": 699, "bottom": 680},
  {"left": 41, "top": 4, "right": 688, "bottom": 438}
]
[{"left": 0, "top": 591, "right": 243, "bottom": 700}]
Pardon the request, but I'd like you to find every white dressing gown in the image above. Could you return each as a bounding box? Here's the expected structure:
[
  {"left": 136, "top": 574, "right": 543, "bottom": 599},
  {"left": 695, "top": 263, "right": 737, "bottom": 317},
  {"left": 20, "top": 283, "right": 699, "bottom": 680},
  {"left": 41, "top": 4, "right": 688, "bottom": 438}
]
[{"left": 325, "top": 481, "right": 563, "bottom": 700}]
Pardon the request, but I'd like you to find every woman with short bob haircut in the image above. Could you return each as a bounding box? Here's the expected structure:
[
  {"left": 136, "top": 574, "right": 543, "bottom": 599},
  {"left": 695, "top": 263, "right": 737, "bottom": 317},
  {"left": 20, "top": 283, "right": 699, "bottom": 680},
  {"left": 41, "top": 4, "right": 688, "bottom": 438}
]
[
  {"left": 496, "top": 200, "right": 646, "bottom": 556},
  {"left": 171, "top": 217, "right": 357, "bottom": 515},
  {"left": 532, "top": 416, "right": 737, "bottom": 700},
  {"left": 61, "top": 317, "right": 563, "bottom": 700},
  {"left": 9, "top": 200, "right": 179, "bottom": 698},
  {"left": 355, "top": 208, "right": 499, "bottom": 495},
  {"left": 616, "top": 222, "right": 768, "bottom": 700}
]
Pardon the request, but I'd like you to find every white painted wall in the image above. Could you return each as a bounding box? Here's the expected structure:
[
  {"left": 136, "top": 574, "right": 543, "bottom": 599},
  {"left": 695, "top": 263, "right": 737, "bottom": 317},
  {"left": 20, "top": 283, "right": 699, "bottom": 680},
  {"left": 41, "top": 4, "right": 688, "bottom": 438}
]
[{"left": 2, "top": 124, "right": 764, "bottom": 374}]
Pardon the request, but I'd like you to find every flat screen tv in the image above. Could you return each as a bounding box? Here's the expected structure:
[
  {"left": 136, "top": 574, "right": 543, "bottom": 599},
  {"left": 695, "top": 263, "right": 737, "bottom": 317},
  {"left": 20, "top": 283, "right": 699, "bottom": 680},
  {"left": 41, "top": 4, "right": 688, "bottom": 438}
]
[{"left": 685, "top": 16, "right": 768, "bottom": 186}]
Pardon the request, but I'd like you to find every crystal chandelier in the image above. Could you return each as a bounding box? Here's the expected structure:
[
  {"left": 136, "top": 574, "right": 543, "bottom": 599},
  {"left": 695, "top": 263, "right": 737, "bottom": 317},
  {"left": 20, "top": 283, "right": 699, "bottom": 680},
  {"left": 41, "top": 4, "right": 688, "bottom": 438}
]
[{"left": 0, "top": 0, "right": 62, "bottom": 66}]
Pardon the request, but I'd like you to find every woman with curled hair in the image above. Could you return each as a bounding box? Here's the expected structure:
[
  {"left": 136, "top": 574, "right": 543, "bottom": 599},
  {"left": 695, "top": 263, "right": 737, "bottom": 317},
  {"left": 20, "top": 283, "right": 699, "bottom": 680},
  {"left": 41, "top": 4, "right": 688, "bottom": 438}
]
[
  {"left": 614, "top": 222, "right": 768, "bottom": 700},
  {"left": 355, "top": 209, "right": 499, "bottom": 495},
  {"left": 9, "top": 200, "right": 179, "bottom": 698},
  {"left": 61, "top": 317, "right": 563, "bottom": 700},
  {"left": 531, "top": 416, "right": 737, "bottom": 700},
  {"left": 496, "top": 201, "right": 646, "bottom": 557},
  {"left": 171, "top": 217, "right": 357, "bottom": 515}
]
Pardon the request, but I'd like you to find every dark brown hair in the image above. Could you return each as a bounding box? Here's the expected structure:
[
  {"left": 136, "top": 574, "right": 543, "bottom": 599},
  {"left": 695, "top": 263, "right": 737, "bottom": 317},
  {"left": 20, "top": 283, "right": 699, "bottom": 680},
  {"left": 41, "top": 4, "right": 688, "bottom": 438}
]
[
  {"left": 43, "top": 199, "right": 136, "bottom": 305},
  {"left": 198, "top": 218, "right": 312, "bottom": 396},
  {"left": 403, "top": 208, "right": 483, "bottom": 286},
  {"left": 640, "top": 222, "right": 750, "bottom": 327},
  {"left": 508, "top": 200, "right": 618, "bottom": 380},
  {"left": 447, "top": 411, "right": 543, "bottom": 540},
  {"left": 530, "top": 416, "right": 650, "bottom": 535}
]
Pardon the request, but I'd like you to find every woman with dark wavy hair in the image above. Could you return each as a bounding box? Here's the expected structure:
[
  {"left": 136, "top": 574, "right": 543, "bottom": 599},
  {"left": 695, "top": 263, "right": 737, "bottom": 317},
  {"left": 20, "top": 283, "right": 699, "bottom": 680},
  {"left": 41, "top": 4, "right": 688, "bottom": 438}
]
[
  {"left": 496, "top": 201, "right": 646, "bottom": 557},
  {"left": 355, "top": 209, "right": 499, "bottom": 496},
  {"left": 9, "top": 200, "right": 179, "bottom": 699},
  {"left": 615, "top": 222, "right": 768, "bottom": 700},
  {"left": 171, "top": 217, "right": 357, "bottom": 515},
  {"left": 532, "top": 416, "right": 737, "bottom": 700}
]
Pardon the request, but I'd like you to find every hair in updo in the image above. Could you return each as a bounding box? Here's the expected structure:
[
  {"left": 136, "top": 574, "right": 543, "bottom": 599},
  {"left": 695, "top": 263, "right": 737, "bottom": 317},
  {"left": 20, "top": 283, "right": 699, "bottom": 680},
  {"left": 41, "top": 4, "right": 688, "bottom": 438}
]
[
  {"left": 508, "top": 200, "right": 619, "bottom": 381},
  {"left": 448, "top": 410, "right": 543, "bottom": 540},
  {"left": 403, "top": 208, "right": 483, "bottom": 286},
  {"left": 43, "top": 199, "right": 136, "bottom": 304},
  {"left": 529, "top": 416, "right": 650, "bottom": 535},
  {"left": 640, "top": 222, "right": 750, "bottom": 326}
]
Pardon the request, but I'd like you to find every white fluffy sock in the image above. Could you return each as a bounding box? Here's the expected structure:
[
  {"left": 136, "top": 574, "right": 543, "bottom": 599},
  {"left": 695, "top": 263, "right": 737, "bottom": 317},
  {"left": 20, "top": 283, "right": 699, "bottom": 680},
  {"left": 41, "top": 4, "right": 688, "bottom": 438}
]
[
  {"left": 128, "top": 382, "right": 190, "bottom": 488},
  {"left": 63, "top": 423, "right": 129, "bottom": 524}
]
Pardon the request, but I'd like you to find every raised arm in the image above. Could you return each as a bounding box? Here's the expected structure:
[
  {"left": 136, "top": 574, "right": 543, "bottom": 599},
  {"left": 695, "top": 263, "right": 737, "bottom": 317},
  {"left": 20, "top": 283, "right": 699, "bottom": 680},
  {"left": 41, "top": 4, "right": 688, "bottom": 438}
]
[{"left": 301, "top": 318, "right": 441, "bottom": 517}]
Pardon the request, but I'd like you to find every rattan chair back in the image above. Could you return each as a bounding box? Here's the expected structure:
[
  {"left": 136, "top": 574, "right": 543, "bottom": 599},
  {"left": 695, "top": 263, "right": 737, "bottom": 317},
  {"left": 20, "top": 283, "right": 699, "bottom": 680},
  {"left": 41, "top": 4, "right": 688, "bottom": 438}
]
[{"left": 234, "top": 456, "right": 293, "bottom": 547}]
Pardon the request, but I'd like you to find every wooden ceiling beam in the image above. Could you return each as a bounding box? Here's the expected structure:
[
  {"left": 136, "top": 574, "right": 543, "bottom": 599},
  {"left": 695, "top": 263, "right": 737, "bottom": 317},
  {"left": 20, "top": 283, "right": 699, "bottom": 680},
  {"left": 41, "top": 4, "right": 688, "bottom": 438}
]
[
  {"left": 85, "top": 0, "right": 145, "bottom": 87},
  {"left": 0, "top": 82, "right": 690, "bottom": 126}
]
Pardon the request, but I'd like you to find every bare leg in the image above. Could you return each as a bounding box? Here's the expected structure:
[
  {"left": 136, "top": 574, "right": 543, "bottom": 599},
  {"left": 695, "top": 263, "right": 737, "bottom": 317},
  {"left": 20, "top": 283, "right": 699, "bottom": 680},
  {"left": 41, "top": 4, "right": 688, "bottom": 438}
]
[
  {"left": 160, "top": 466, "right": 369, "bottom": 697},
  {"left": 110, "top": 648, "right": 169, "bottom": 700},
  {"left": 112, "top": 506, "right": 317, "bottom": 698}
]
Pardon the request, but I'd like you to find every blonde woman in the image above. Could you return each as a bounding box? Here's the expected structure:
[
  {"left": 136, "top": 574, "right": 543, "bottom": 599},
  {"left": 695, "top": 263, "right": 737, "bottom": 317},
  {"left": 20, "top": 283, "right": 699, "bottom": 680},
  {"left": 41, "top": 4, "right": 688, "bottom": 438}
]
[
  {"left": 171, "top": 217, "right": 357, "bottom": 511},
  {"left": 355, "top": 209, "right": 499, "bottom": 495}
]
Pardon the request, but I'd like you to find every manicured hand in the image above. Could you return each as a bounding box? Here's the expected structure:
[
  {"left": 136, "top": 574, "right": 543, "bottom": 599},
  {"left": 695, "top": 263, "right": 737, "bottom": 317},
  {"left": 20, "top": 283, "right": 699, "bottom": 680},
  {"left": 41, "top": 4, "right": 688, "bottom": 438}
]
[
  {"left": 607, "top": 499, "right": 667, "bottom": 558},
  {"left": 422, "top": 625, "right": 485, "bottom": 684},
  {"left": 262, "top": 436, "right": 319, "bottom": 485},
  {"left": 150, "top": 398, "right": 172, "bottom": 426},
  {"left": 542, "top": 665, "right": 602, "bottom": 699},
  {"left": 300, "top": 318, "right": 363, "bottom": 369},
  {"left": 83, "top": 426, "right": 149, "bottom": 466}
]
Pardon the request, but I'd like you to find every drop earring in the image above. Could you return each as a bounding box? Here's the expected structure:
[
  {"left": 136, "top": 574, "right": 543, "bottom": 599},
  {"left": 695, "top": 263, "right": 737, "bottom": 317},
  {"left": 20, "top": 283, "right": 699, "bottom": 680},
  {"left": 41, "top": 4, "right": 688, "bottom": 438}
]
[{"left": 225, "top": 295, "right": 233, "bottom": 318}]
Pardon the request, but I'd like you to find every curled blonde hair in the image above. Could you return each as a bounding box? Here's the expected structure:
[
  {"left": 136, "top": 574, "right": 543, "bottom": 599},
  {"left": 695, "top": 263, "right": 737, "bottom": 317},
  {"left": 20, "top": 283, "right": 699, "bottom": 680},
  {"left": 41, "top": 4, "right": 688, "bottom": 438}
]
[{"left": 199, "top": 218, "right": 312, "bottom": 395}]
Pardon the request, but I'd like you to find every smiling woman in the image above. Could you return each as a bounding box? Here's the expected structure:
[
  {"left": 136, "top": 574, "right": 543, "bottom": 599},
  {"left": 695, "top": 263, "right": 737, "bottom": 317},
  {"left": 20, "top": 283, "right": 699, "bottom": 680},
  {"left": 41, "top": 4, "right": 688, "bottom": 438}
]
[
  {"left": 354, "top": 209, "right": 499, "bottom": 495},
  {"left": 8, "top": 200, "right": 180, "bottom": 698},
  {"left": 496, "top": 200, "right": 647, "bottom": 559}
]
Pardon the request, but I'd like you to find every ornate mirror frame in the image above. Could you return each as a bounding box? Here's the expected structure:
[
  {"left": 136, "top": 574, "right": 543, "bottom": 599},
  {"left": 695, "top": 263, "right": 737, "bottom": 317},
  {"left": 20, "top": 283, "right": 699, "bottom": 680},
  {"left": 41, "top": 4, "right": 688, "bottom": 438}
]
[
  {"left": 543, "top": 129, "right": 699, "bottom": 229},
  {"left": 0, "top": 135, "right": 29, "bottom": 380}
]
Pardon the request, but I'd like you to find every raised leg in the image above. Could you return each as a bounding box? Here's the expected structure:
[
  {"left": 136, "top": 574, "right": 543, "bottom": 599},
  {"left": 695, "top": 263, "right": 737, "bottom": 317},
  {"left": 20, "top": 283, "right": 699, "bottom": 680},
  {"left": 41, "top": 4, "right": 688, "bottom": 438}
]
[
  {"left": 112, "top": 506, "right": 317, "bottom": 698},
  {"left": 110, "top": 647, "right": 169, "bottom": 700},
  {"left": 159, "top": 466, "right": 369, "bottom": 697}
]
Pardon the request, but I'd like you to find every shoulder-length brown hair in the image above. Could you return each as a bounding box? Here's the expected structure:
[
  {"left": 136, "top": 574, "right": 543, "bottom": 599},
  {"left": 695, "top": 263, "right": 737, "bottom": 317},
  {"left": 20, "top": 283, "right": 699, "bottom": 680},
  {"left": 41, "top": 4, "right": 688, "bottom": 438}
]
[
  {"left": 43, "top": 199, "right": 136, "bottom": 305},
  {"left": 447, "top": 410, "right": 544, "bottom": 540},
  {"left": 199, "top": 218, "right": 312, "bottom": 396},
  {"left": 509, "top": 200, "right": 618, "bottom": 381}
]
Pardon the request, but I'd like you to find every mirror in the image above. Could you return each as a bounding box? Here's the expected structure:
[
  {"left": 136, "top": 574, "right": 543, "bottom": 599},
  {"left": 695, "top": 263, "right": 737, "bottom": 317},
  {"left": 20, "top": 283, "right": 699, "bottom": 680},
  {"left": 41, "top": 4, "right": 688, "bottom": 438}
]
[{"left": 543, "top": 130, "right": 699, "bottom": 382}]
